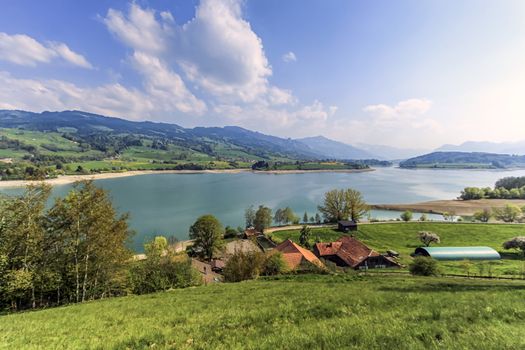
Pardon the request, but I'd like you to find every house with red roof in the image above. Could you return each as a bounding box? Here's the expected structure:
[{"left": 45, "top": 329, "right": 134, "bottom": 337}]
[
  {"left": 274, "top": 239, "right": 325, "bottom": 271},
  {"left": 314, "top": 236, "right": 401, "bottom": 270}
]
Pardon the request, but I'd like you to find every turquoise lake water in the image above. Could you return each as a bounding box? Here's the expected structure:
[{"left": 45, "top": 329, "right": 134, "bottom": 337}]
[{"left": 3, "top": 167, "right": 525, "bottom": 251}]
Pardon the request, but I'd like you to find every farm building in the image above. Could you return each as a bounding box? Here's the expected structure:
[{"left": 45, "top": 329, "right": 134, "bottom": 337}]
[
  {"left": 414, "top": 247, "right": 501, "bottom": 261},
  {"left": 274, "top": 239, "right": 325, "bottom": 271},
  {"left": 338, "top": 220, "right": 358, "bottom": 232},
  {"left": 314, "top": 236, "right": 401, "bottom": 269}
]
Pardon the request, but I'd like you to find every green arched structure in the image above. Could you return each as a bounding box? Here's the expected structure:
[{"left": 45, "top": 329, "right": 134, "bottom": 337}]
[{"left": 414, "top": 246, "right": 501, "bottom": 261}]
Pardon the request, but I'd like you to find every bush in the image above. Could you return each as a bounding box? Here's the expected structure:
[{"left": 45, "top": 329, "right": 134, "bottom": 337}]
[
  {"left": 223, "top": 251, "right": 265, "bottom": 282},
  {"left": 409, "top": 257, "right": 440, "bottom": 276},
  {"left": 224, "top": 251, "right": 288, "bottom": 282},
  {"left": 262, "top": 252, "right": 288, "bottom": 276},
  {"left": 129, "top": 256, "right": 202, "bottom": 294},
  {"left": 400, "top": 211, "right": 413, "bottom": 222}
]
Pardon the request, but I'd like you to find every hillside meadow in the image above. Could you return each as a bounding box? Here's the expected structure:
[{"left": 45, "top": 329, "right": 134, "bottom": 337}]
[
  {"left": 1, "top": 274, "right": 525, "bottom": 349},
  {"left": 270, "top": 222, "right": 525, "bottom": 277}
]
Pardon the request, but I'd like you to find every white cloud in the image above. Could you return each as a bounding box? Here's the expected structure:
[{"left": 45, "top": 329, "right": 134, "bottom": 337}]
[
  {"left": 282, "top": 51, "right": 297, "bottom": 63},
  {"left": 363, "top": 98, "right": 432, "bottom": 122},
  {"left": 0, "top": 32, "right": 92, "bottom": 68}
]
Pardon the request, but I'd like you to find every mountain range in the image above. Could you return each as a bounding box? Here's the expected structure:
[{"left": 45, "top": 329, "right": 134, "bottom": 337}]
[{"left": 435, "top": 141, "right": 525, "bottom": 155}]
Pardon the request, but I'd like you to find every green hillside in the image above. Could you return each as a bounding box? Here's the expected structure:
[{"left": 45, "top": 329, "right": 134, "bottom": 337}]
[
  {"left": 2, "top": 274, "right": 525, "bottom": 349},
  {"left": 399, "top": 151, "right": 525, "bottom": 169}
]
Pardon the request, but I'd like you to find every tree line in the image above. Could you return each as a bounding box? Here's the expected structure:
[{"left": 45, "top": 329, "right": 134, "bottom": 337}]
[
  {"left": 460, "top": 176, "right": 525, "bottom": 200},
  {"left": 0, "top": 181, "right": 201, "bottom": 312}
]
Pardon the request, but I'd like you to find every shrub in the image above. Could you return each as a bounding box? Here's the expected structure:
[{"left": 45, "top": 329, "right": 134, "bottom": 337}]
[
  {"left": 400, "top": 211, "right": 413, "bottom": 222},
  {"left": 223, "top": 251, "right": 265, "bottom": 282},
  {"left": 261, "top": 252, "right": 288, "bottom": 276},
  {"left": 409, "top": 257, "right": 440, "bottom": 276}
]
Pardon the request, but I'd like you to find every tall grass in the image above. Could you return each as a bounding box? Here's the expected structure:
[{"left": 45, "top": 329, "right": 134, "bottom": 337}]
[{"left": 1, "top": 274, "right": 525, "bottom": 349}]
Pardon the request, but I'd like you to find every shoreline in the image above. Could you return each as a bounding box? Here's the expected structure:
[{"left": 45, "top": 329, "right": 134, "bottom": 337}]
[
  {"left": 372, "top": 199, "right": 525, "bottom": 216},
  {"left": 0, "top": 167, "right": 373, "bottom": 188}
]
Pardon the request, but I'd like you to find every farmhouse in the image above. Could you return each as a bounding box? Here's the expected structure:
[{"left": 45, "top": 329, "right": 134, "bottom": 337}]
[
  {"left": 274, "top": 239, "right": 325, "bottom": 270},
  {"left": 338, "top": 220, "right": 358, "bottom": 232},
  {"left": 414, "top": 246, "right": 501, "bottom": 261},
  {"left": 314, "top": 236, "right": 401, "bottom": 269}
]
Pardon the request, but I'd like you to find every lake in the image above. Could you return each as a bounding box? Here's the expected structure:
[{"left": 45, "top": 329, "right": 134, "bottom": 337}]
[{"left": 3, "top": 167, "right": 525, "bottom": 251}]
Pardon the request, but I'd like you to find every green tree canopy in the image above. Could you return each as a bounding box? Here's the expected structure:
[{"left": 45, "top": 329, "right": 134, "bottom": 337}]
[
  {"left": 254, "top": 206, "right": 273, "bottom": 232},
  {"left": 317, "top": 188, "right": 369, "bottom": 223},
  {"left": 189, "top": 215, "right": 224, "bottom": 261}
]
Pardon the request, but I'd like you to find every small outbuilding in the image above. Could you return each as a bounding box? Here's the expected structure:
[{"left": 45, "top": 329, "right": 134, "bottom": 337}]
[
  {"left": 414, "top": 246, "right": 501, "bottom": 261},
  {"left": 338, "top": 220, "right": 358, "bottom": 232}
]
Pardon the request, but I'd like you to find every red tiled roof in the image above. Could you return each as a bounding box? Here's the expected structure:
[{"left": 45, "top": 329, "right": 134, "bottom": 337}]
[
  {"left": 315, "top": 236, "right": 382, "bottom": 268},
  {"left": 274, "top": 239, "right": 325, "bottom": 270}
]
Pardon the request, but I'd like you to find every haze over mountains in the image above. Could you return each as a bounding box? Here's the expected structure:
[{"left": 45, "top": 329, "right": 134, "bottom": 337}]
[
  {"left": 0, "top": 109, "right": 524, "bottom": 161},
  {"left": 435, "top": 141, "right": 525, "bottom": 155}
]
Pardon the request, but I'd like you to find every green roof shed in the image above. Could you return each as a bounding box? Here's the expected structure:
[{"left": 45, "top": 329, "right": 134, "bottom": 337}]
[{"left": 414, "top": 247, "right": 500, "bottom": 261}]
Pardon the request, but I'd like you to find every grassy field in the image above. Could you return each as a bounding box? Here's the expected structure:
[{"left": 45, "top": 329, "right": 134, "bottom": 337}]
[
  {"left": 270, "top": 222, "right": 525, "bottom": 277},
  {"left": 1, "top": 274, "right": 525, "bottom": 349}
]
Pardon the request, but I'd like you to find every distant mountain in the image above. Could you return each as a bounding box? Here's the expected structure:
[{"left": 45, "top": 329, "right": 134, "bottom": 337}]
[
  {"left": 0, "top": 110, "right": 326, "bottom": 160},
  {"left": 355, "top": 143, "right": 428, "bottom": 160},
  {"left": 400, "top": 151, "right": 525, "bottom": 169},
  {"left": 436, "top": 141, "right": 525, "bottom": 155},
  {"left": 296, "top": 136, "right": 377, "bottom": 160}
]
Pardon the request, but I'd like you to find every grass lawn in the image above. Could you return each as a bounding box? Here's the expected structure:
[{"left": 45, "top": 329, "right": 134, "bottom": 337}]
[
  {"left": 270, "top": 222, "right": 525, "bottom": 277},
  {"left": 1, "top": 274, "right": 525, "bottom": 349}
]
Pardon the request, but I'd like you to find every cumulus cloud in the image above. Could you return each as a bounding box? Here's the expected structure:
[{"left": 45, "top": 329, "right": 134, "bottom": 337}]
[
  {"left": 0, "top": 32, "right": 92, "bottom": 68},
  {"left": 282, "top": 51, "right": 297, "bottom": 63}
]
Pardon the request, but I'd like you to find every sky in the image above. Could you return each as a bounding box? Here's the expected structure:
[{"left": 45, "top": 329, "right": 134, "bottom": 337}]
[{"left": 0, "top": 0, "right": 524, "bottom": 148}]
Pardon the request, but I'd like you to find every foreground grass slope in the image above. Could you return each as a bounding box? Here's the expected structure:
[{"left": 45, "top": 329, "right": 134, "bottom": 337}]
[
  {"left": 1, "top": 275, "right": 525, "bottom": 349},
  {"left": 271, "top": 222, "right": 525, "bottom": 276}
]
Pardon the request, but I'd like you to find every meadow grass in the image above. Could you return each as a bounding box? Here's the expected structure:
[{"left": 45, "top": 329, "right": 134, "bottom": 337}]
[
  {"left": 271, "top": 222, "right": 525, "bottom": 277},
  {"left": 1, "top": 274, "right": 525, "bottom": 349}
]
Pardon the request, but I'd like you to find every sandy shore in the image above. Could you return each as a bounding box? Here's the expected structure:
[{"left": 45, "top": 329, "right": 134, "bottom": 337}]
[
  {"left": 372, "top": 199, "right": 525, "bottom": 216},
  {"left": 0, "top": 167, "right": 372, "bottom": 188},
  {"left": 0, "top": 169, "right": 248, "bottom": 188}
]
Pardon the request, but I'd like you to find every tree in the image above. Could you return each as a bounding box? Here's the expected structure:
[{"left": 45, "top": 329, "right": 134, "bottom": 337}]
[
  {"left": 346, "top": 189, "right": 369, "bottom": 222},
  {"left": 273, "top": 208, "right": 284, "bottom": 226},
  {"left": 315, "top": 213, "right": 321, "bottom": 224},
  {"left": 400, "top": 210, "right": 413, "bottom": 222},
  {"left": 318, "top": 188, "right": 368, "bottom": 222},
  {"left": 409, "top": 257, "right": 439, "bottom": 276},
  {"left": 282, "top": 207, "right": 296, "bottom": 225},
  {"left": 310, "top": 216, "right": 315, "bottom": 223},
  {"left": 442, "top": 211, "right": 455, "bottom": 221},
  {"left": 493, "top": 205, "right": 522, "bottom": 223},
  {"left": 473, "top": 209, "right": 492, "bottom": 222},
  {"left": 189, "top": 215, "right": 224, "bottom": 261},
  {"left": 419, "top": 214, "right": 428, "bottom": 221},
  {"left": 261, "top": 252, "right": 288, "bottom": 276},
  {"left": 224, "top": 226, "right": 238, "bottom": 239},
  {"left": 418, "top": 231, "right": 440, "bottom": 247},
  {"left": 0, "top": 184, "right": 51, "bottom": 309},
  {"left": 254, "top": 205, "right": 272, "bottom": 232},
  {"left": 299, "top": 226, "right": 311, "bottom": 248},
  {"left": 45, "top": 181, "right": 132, "bottom": 304},
  {"left": 503, "top": 237, "right": 525, "bottom": 257},
  {"left": 244, "top": 205, "right": 256, "bottom": 228}
]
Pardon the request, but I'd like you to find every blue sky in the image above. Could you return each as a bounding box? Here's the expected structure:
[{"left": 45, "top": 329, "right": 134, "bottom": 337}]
[{"left": 0, "top": 0, "right": 524, "bottom": 148}]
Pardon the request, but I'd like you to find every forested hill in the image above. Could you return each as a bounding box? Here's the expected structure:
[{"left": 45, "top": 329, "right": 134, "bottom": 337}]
[
  {"left": 399, "top": 151, "right": 525, "bottom": 169},
  {"left": 0, "top": 110, "right": 322, "bottom": 160}
]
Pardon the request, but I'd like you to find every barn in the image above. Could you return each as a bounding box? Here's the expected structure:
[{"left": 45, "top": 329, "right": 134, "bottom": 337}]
[
  {"left": 314, "top": 236, "right": 401, "bottom": 269},
  {"left": 338, "top": 220, "right": 358, "bottom": 232}
]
